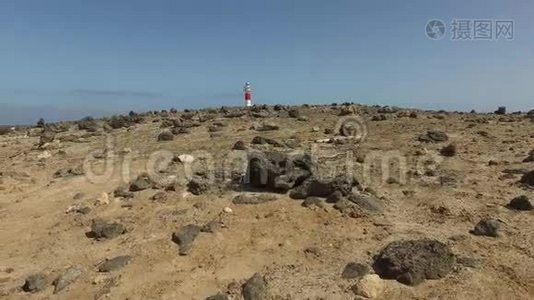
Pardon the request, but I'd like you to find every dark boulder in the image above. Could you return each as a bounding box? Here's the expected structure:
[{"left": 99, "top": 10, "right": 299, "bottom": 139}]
[
  {"left": 520, "top": 170, "right": 534, "bottom": 186},
  {"left": 233, "top": 140, "right": 247, "bottom": 150},
  {"left": 172, "top": 224, "right": 201, "bottom": 255},
  {"left": 440, "top": 144, "right": 457, "bottom": 157},
  {"left": 523, "top": 150, "right": 534, "bottom": 162},
  {"left": 507, "top": 195, "right": 533, "bottom": 211},
  {"left": 372, "top": 239, "right": 455, "bottom": 286},
  {"left": 246, "top": 151, "right": 313, "bottom": 192},
  {"left": 242, "top": 273, "right": 268, "bottom": 300},
  {"left": 187, "top": 176, "right": 211, "bottom": 195},
  {"left": 470, "top": 219, "right": 500, "bottom": 237},
  {"left": 129, "top": 174, "right": 154, "bottom": 192}
]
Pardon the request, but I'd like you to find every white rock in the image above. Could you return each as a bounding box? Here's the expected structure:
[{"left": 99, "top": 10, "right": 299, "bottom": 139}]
[
  {"left": 92, "top": 274, "right": 111, "bottom": 285},
  {"left": 95, "top": 192, "right": 110, "bottom": 205},
  {"left": 223, "top": 207, "right": 233, "bottom": 213},
  {"left": 37, "top": 151, "right": 52, "bottom": 159},
  {"left": 177, "top": 154, "right": 195, "bottom": 164},
  {"left": 352, "top": 274, "right": 385, "bottom": 299}
]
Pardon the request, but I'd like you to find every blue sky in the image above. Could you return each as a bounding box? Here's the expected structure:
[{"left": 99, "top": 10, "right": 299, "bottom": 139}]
[{"left": 0, "top": 0, "right": 533, "bottom": 124}]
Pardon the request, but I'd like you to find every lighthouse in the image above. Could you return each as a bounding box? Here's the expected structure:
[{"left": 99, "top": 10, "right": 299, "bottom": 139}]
[{"left": 243, "top": 81, "right": 252, "bottom": 107}]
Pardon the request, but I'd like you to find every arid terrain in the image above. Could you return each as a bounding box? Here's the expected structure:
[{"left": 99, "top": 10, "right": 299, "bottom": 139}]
[{"left": 1, "top": 104, "right": 533, "bottom": 300}]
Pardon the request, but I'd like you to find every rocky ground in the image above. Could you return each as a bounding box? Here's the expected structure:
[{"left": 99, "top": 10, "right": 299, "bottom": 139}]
[{"left": 0, "top": 104, "right": 533, "bottom": 299}]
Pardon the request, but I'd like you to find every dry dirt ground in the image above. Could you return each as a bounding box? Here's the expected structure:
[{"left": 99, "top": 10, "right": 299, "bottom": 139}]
[{"left": 0, "top": 104, "right": 533, "bottom": 299}]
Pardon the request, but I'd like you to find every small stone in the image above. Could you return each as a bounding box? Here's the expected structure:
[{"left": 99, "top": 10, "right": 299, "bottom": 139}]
[
  {"left": 172, "top": 224, "right": 201, "bottom": 255},
  {"left": 129, "top": 175, "right": 153, "bottom": 192},
  {"left": 22, "top": 273, "right": 48, "bottom": 293},
  {"left": 223, "top": 207, "right": 233, "bottom": 213},
  {"left": 95, "top": 192, "right": 110, "bottom": 205},
  {"left": 65, "top": 204, "right": 91, "bottom": 215},
  {"left": 351, "top": 274, "right": 385, "bottom": 298},
  {"left": 233, "top": 140, "right": 247, "bottom": 150},
  {"left": 53, "top": 266, "right": 83, "bottom": 294},
  {"left": 348, "top": 193, "right": 384, "bottom": 213},
  {"left": 98, "top": 255, "right": 131, "bottom": 272},
  {"left": 507, "top": 195, "right": 533, "bottom": 211},
  {"left": 158, "top": 130, "right": 174, "bottom": 141},
  {"left": 471, "top": 219, "right": 500, "bottom": 237},
  {"left": 242, "top": 273, "right": 268, "bottom": 300},
  {"left": 342, "top": 262, "right": 370, "bottom": 279},
  {"left": 440, "top": 144, "right": 457, "bottom": 157},
  {"left": 177, "top": 154, "right": 195, "bottom": 164},
  {"left": 90, "top": 219, "right": 126, "bottom": 240}
]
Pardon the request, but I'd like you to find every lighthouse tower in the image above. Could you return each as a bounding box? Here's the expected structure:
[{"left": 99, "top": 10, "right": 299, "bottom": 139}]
[{"left": 243, "top": 81, "right": 252, "bottom": 107}]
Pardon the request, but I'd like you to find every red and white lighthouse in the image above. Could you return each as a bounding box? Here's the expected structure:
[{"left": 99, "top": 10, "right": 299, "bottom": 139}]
[{"left": 243, "top": 81, "right": 252, "bottom": 107}]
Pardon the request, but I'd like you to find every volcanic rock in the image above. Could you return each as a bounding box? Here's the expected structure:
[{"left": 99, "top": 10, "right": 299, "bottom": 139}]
[
  {"left": 172, "top": 224, "right": 201, "bottom": 255},
  {"left": 242, "top": 273, "right": 268, "bottom": 300},
  {"left": 470, "top": 219, "right": 500, "bottom": 237},
  {"left": 372, "top": 239, "right": 455, "bottom": 286},
  {"left": 507, "top": 195, "right": 533, "bottom": 211}
]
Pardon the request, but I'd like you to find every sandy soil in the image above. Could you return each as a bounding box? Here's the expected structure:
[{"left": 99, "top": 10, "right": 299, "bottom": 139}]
[{"left": 0, "top": 104, "right": 533, "bottom": 299}]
